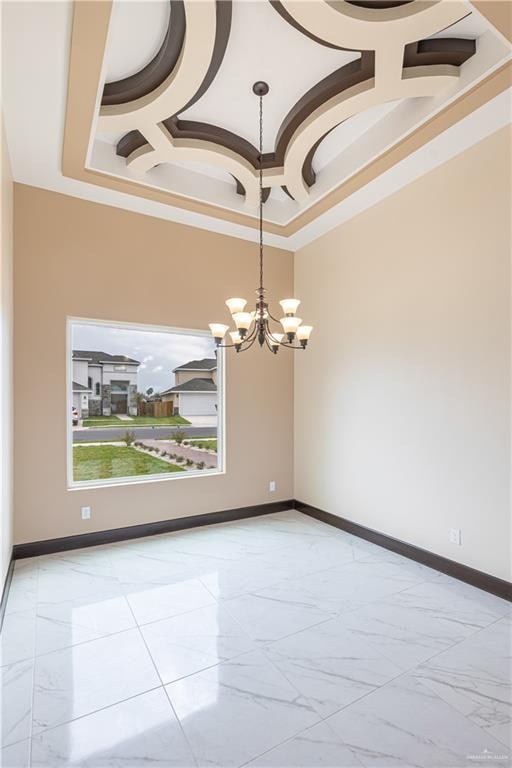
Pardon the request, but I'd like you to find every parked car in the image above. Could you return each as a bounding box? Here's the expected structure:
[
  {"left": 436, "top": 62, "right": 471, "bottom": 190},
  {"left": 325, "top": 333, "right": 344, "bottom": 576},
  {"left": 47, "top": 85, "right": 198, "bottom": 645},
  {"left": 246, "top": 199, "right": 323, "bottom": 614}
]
[{"left": 72, "top": 406, "right": 78, "bottom": 426}]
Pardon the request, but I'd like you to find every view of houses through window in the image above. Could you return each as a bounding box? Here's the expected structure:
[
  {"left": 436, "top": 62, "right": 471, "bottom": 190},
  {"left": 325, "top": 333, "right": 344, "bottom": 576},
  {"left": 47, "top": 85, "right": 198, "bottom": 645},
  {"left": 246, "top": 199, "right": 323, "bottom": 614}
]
[{"left": 69, "top": 320, "right": 222, "bottom": 485}]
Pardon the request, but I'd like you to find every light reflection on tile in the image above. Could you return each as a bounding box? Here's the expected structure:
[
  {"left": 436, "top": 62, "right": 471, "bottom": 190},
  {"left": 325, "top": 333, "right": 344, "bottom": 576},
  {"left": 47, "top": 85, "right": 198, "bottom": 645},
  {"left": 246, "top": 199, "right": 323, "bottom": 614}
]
[
  {"left": 35, "top": 595, "right": 136, "bottom": 656},
  {"left": 31, "top": 688, "right": 196, "bottom": 767},
  {"left": 32, "top": 628, "right": 160, "bottom": 733},
  {"left": 126, "top": 578, "right": 215, "bottom": 625},
  {"left": 141, "top": 603, "right": 256, "bottom": 683}
]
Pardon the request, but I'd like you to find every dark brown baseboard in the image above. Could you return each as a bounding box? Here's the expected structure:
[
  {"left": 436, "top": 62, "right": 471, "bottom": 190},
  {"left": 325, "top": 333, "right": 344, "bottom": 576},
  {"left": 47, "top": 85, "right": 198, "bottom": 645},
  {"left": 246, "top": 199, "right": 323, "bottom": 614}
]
[
  {"left": 0, "top": 554, "right": 14, "bottom": 634},
  {"left": 12, "top": 499, "right": 294, "bottom": 559},
  {"left": 10, "top": 498, "right": 510, "bottom": 603},
  {"left": 296, "top": 500, "right": 511, "bottom": 602}
]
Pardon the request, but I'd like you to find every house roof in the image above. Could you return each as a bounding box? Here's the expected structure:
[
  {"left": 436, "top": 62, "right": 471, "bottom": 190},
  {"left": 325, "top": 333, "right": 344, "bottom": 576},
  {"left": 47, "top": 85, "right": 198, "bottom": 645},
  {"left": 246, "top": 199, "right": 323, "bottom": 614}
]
[
  {"left": 72, "top": 381, "right": 91, "bottom": 392},
  {"left": 73, "top": 350, "right": 140, "bottom": 365},
  {"left": 161, "top": 377, "right": 217, "bottom": 395},
  {"left": 173, "top": 358, "right": 217, "bottom": 373}
]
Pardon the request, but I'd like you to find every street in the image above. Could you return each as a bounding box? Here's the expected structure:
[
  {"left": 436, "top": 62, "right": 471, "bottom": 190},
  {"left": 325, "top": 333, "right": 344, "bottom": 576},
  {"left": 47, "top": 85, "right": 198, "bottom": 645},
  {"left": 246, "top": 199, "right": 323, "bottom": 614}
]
[{"left": 73, "top": 425, "right": 217, "bottom": 442}]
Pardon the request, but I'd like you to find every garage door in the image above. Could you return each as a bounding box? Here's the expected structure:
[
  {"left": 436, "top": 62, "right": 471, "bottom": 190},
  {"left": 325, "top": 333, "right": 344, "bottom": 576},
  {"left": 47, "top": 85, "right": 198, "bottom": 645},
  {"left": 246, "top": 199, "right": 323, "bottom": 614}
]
[{"left": 179, "top": 393, "right": 217, "bottom": 416}]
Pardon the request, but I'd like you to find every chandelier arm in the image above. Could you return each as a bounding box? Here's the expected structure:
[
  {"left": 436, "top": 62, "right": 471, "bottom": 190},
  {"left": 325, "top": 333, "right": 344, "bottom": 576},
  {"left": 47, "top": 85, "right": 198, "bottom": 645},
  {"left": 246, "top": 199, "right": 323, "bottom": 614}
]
[
  {"left": 266, "top": 308, "right": 281, "bottom": 324},
  {"left": 238, "top": 333, "right": 258, "bottom": 353},
  {"left": 243, "top": 321, "right": 259, "bottom": 344},
  {"left": 277, "top": 339, "right": 303, "bottom": 349},
  {"left": 215, "top": 342, "right": 237, "bottom": 349}
]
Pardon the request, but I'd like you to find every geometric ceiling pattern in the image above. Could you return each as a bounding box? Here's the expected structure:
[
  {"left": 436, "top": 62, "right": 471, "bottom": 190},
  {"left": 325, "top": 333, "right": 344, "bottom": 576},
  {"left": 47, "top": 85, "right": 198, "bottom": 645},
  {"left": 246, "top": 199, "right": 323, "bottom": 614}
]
[
  {"left": 98, "top": 0, "right": 475, "bottom": 207},
  {"left": 52, "top": 0, "right": 510, "bottom": 239}
]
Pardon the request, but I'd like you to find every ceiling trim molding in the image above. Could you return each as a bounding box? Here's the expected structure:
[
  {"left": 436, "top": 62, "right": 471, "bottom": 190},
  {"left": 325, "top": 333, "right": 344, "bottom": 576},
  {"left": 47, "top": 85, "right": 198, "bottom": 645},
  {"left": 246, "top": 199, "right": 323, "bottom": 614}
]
[{"left": 62, "top": 0, "right": 511, "bottom": 240}]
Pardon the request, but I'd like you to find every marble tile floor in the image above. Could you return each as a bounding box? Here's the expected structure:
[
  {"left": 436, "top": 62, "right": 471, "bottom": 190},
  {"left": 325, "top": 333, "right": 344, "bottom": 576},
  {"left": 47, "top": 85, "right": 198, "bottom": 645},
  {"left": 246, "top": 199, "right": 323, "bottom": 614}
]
[{"left": 1, "top": 510, "right": 510, "bottom": 767}]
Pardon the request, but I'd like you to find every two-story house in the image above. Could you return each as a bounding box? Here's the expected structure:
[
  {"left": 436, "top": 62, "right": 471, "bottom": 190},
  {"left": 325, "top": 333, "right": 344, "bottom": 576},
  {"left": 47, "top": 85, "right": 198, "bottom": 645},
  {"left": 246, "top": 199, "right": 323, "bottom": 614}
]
[
  {"left": 160, "top": 358, "right": 217, "bottom": 418},
  {"left": 72, "top": 350, "right": 140, "bottom": 418}
]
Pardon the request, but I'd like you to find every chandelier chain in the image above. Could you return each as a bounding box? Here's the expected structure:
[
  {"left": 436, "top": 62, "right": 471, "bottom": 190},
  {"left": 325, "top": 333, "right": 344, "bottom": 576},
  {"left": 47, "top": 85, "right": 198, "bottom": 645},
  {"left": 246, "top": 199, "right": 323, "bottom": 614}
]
[
  {"left": 208, "top": 80, "right": 312, "bottom": 354},
  {"left": 259, "top": 93, "right": 263, "bottom": 293}
]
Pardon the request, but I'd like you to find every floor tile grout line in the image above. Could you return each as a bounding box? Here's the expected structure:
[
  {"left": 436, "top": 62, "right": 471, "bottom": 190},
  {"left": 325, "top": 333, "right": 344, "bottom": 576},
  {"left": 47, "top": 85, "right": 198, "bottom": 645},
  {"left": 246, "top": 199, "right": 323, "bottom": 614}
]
[
  {"left": 125, "top": 588, "right": 209, "bottom": 768},
  {"left": 161, "top": 685, "right": 200, "bottom": 768},
  {"left": 302, "top": 614, "right": 512, "bottom": 758},
  {"left": 28, "top": 682, "right": 168, "bottom": 743},
  {"left": 8, "top": 590, "right": 221, "bottom": 665}
]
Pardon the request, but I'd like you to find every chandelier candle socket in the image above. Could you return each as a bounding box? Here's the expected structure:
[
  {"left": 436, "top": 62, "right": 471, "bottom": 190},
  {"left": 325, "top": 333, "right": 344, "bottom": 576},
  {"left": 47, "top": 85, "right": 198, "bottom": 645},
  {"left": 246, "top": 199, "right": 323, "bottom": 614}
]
[{"left": 209, "top": 81, "right": 313, "bottom": 354}]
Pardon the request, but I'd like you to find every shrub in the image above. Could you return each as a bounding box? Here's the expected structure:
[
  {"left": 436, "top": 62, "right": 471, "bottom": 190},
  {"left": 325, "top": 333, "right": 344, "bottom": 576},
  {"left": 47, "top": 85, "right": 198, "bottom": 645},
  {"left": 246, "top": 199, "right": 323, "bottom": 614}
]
[
  {"left": 172, "top": 429, "right": 186, "bottom": 445},
  {"left": 185, "top": 458, "right": 193, "bottom": 467},
  {"left": 197, "top": 461, "right": 205, "bottom": 470},
  {"left": 183, "top": 440, "right": 189, "bottom": 446},
  {"left": 123, "top": 431, "right": 135, "bottom": 447},
  {"left": 176, "top": 455, "right": 185, "bottom": 463}
]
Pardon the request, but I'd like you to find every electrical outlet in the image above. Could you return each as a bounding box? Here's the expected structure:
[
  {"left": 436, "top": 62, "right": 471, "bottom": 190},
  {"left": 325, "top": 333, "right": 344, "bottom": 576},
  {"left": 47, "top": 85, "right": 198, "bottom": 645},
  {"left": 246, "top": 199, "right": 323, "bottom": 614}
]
[
  {"left": 81, "top": 506, "right": 91, "bottom": 520},
  {"left": 269, "top": 481, "right": 276, "bottom": 493},
  {"left": 450, "top": 528, "right": 461, "bottom": 545}
]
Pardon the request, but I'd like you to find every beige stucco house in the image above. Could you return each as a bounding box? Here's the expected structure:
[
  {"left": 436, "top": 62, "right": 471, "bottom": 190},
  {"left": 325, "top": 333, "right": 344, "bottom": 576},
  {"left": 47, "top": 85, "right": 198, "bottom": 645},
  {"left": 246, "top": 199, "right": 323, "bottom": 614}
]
[{"left": 160, "top": 358, "right": 217, "bottom": 418}]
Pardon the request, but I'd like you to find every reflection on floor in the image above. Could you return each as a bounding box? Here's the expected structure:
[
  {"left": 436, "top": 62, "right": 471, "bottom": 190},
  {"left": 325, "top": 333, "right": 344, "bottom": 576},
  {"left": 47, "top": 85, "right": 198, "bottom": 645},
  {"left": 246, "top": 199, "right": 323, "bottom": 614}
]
[{"left": 1, "top": 510, "right": 510, "bottom": 767}]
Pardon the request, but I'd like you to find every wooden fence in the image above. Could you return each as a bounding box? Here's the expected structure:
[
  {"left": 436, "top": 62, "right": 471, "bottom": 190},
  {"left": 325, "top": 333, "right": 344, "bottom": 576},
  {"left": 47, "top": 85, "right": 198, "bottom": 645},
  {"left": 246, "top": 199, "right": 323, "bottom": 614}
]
[{"left": 138, "top": 401, "right": 174, "bottom": 418}]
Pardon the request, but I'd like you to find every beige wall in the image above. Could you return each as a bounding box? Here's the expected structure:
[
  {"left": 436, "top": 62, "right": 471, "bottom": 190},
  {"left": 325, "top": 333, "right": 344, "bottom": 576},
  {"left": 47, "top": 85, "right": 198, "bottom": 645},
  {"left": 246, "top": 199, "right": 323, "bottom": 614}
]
[
  {"left": 14, "top": 185, "right": 293, "bottom": 544},
  {"left": 1, "top": 115, "right": 13, "bottom": 585},
  {"left": 294, "top": 126, "right": 511, "bottom": 581},
  {"left": 175, "top": 369, "right": 214, "bottom": 386}
]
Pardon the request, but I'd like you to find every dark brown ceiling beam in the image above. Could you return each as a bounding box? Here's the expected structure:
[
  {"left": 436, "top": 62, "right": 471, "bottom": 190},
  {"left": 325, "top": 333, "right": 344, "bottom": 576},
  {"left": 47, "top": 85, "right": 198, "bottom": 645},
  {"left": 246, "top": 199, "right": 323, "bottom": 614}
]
[
  {"left": 344, "top": 1, "right": 414, "bottom": 9},
  {"left": 102, "top": 1, "right": 185, "bottom": 106},
  {"left": 102, "top": 1, "right": 232, "bottom": 109},
  {"left": 404, "top": 38, "right": 476, "bottom": 68}
]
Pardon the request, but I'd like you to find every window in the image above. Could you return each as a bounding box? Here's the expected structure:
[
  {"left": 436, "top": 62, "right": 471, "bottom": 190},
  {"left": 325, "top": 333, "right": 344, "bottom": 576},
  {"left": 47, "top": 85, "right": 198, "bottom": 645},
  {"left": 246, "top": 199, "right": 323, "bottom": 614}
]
[{"left": 68, "top": 318, "right": 224, "bottom": 488}]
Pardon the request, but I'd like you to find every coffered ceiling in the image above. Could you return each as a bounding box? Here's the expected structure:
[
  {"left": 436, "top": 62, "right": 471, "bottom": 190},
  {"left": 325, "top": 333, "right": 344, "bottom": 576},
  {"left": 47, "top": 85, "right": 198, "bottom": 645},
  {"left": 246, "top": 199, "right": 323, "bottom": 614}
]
[{"left": 2, "top": 0, "right": 511, "bottom": 248}]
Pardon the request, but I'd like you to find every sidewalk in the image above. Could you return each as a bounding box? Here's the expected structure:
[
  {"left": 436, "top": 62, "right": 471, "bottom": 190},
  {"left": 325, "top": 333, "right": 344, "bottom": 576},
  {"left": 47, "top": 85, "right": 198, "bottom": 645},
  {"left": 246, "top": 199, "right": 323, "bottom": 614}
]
[{"left": 140, "top": 439, "right": 217, "bottom": 468}]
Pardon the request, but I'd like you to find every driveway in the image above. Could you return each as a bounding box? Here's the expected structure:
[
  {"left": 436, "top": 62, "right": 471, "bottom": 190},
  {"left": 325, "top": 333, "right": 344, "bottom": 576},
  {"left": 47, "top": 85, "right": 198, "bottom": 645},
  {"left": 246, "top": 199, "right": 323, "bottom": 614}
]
[{"left": 185, "top": 416, "right": 218, "bottom": 428}]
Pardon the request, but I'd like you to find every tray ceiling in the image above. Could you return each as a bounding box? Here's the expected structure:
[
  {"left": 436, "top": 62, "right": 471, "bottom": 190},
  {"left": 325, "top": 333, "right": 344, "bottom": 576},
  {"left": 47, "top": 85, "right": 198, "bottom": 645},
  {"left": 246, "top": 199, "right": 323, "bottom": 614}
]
[
  {"left": 82, "top": 0, "right": 510, "bottom": 228},
  {"left": 2, "top": 0, "right": 510, "bottom": 248}
]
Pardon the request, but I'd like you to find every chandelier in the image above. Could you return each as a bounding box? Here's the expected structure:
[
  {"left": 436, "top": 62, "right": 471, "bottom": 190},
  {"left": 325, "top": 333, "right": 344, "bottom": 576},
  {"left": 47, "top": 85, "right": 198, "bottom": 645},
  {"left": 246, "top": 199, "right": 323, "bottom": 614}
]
[{"left": 209, "top": 81, "right": 313, "bottom": 354}]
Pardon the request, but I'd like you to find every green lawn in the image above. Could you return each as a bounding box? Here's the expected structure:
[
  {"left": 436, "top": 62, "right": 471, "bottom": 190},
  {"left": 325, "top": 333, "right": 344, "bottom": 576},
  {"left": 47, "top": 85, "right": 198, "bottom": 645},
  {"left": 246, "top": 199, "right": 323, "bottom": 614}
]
[
  {"left": 73, "top": 444, "right": 185, "bottom": 481},
  {"left": 82, "top": 415, "right": 190, "bottom": 428},
  {"left": 187, "top": 439, "right": 217, "bottom": 452}
]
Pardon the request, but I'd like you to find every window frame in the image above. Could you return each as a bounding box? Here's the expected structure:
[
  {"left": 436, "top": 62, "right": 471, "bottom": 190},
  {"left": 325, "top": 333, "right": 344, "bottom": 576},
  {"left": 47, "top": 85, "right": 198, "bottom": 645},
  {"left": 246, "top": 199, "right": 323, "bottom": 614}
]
[{"left": 66, "top": 316, "right": 225, "bottom": 491}]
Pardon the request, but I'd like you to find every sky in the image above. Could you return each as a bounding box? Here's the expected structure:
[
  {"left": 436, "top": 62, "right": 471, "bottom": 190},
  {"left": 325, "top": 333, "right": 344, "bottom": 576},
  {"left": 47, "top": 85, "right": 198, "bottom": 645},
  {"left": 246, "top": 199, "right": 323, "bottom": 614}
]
[{"left": 72, "top": 323, "right": 216, "bottom": 394}]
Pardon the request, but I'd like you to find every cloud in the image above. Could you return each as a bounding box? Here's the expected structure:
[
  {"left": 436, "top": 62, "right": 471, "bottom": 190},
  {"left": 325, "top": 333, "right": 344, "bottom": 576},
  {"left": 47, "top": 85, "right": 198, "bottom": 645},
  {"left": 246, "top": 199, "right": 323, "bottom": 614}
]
[
  {"left": 152, "top": 365, "right": 163, "bottom": 373},
  {"left": 143, "top": 355, "right": 154, "bottom": 363}
]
